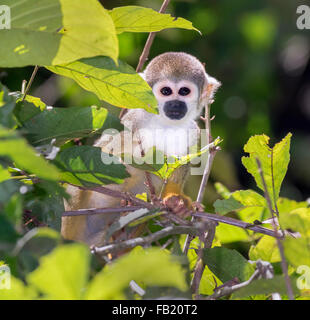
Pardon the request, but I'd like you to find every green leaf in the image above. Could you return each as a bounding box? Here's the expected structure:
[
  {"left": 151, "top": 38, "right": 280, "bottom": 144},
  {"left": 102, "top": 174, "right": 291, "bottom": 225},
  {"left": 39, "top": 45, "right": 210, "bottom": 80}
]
[
  {"left": 14, "top": 94, "right": 47, "bottom": 124},
  {"left": 0, "top": 0, "right": 118, "bottom": 67},
  {"left": 215, "top": 223, "right": 251, "bottom": 244},
  {"left": 27, "top": 244, "right": 90, "bottom": 299},
  {"left": 214, "top": 197, "right": 244, "bottom": 215},
  {"left": 0, "top": 180, "right": 20, "bottom": 204},
  {"left": 123, "top": 147, "right": 165, "bottom": 174},
  {"left": 241, "top": 133, "right": 292, "bottom": 210},
  {"left": 214, "top": 189, "right": 266, "bottom": 217},
  {"left": 0, "top": 126, "right": 60, "bottom": 180},
  {"left": 0, "top": 276, "right": 38, "bottom": 300},
  {"left": 4, "top": 193, "right": 23, "bottom": 225},
  {"left": 202, "top": 247, "right": 255, "bottom": 283},
  {"left": 280, "top": 208, "right": 310, "bottom": 267},
  {"left": 148, "top": 138, "right": 222, "bottom": 180},
  {"left": 0, "top": 164, "right": 11, "bottom": 182},
  {"left": 24, "top": 181, "right": 67, "bottom": 230},
  {"left": 0, "top": 215, "right": 19, "bottom": 243},
  {"left": 277, "top": 198, "right": 309, "bottom": 215},
  {"left": 47, "top": 57, "right": 157, "bottom": 113},
  {"left": 109, "top": 6, "right": 200, "bottom": 34},
  {"left": 232, "top": 275, "right": 299, "bottom": 298},
  {"left": 249, "top": 235, "right": 281, "bottom": 263},
  {"left": 0, "top": 83, "right": 16, "bottom": 128},
  {"left": 86, "top": 247, "right": 187, "bottom": 299},
  {"left": 53, "top": 145, "right": 129, "bottom": 187},
  {"left": 23, "top": 106, "right": 123, "bottom": 146},
  {"left": 214, "top": 182, "right": 231, "bottom": 199}
]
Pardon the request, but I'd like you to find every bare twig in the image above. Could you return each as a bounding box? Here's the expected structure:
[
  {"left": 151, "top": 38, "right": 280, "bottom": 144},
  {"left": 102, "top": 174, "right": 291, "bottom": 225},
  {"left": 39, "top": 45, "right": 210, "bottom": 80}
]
[
  {"left": 70, "top": 184, "right": 156, "bottom": 210},
  {"left": 183, "top": 102, "right": 218, "bottom": 255},
  {"left": 135, "top": 0, "right": 171, "bottom": 73},
  {"left": 183, "top": 96, "right": 219, "bottom": 296},
  {"left": 191, "top": 220, "right": 217, "bottom": 296},
  {"left": 204, "top": 269, "right": 261, "bottom": 300},
  {"left": 92, "top": 225, "right": 201, "bottom": 256},
  {"left": 255, "top": 158, "right": 294, "bottom": 300},
  {"left": 193, "top": 211, "right": 282, "bottom": 239},
  {"left": 23, "top": 210, "right": 47, "bottom": 227},
  {"left": 22, "top": 65, "right": 39, "bottom": 101},
  {"left": 62, "top": 206, "right": 145, "bottom": 217}
]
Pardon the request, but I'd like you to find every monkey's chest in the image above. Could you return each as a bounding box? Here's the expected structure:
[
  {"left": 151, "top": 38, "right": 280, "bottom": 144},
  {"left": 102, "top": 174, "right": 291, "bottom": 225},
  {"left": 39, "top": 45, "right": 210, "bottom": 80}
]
[{"left": 138, "top": 125, "right": 199, "bottom": 157}]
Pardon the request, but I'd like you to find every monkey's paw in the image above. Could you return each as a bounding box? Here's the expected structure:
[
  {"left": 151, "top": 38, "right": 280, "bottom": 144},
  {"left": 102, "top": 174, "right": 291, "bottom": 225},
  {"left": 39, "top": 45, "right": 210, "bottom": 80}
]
[{"left": 162, "top": 194, "right": 193, "bottom": 218}]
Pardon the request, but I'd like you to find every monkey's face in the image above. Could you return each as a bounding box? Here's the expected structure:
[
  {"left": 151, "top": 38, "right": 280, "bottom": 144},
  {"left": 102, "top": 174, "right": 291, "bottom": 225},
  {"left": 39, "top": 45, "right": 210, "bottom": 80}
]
[{"left": 152, "top": 80, "right": 200, "bottom": 123}]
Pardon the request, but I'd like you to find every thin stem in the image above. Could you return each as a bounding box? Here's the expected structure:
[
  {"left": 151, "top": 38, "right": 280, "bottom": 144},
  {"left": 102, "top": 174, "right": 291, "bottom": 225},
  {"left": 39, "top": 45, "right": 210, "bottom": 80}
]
[
  {"left": 92, "top": 225, "right": 201, "bottom": 256},
  {"left": 62, "top": 206, "right": 145, "bottom": 217},
  {"left": 204, "top": 270, "right": 260, "bottom": 300},
  {"left": 255, "top": 158, "right": 294, "bottom": 300},
  {"left": 193, "top": 211, "right": 282, "bottom": 239},
  {"left": 22, "top": 65, "right": 39, "bottom": 101},
  {"left": 72, "top": 184, "right": 155, "bottom": 210},
  {"left": 135, "top": 0, "right": 171, "bottom": 73}
]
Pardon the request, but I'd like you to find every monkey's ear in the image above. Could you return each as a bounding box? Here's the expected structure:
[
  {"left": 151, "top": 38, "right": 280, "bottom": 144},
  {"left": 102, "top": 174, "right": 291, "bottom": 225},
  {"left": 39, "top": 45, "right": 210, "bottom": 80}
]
[{"left": 203, "top": 72, "right": 221, "bottom": 104}]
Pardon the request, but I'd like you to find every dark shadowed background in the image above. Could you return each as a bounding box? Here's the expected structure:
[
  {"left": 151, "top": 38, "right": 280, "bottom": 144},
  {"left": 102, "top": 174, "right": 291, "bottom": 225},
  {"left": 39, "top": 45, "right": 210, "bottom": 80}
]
[{"left": 1, "top": 0, "right": 309, "bottom": 210}]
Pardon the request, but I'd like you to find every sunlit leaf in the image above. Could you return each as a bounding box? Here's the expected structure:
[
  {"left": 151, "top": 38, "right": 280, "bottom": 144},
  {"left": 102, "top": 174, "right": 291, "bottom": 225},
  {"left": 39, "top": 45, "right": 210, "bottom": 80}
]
[
  {"left": 215, "top": 223, "right": 251, "bottom": 244},
  {"left": 214, "top": 189, "right": 266, "bottom": 216},
  {"left": 0, "top": 276, "right": 37, "bottom": 300},
  {"left": 27, "top": 244, "right": 90, "bottom": 299},
  {"left": 0, "top": 0, "right": 118, "bottom": 67},
  {"left": 249, "top": 235, "right": 281, "bottom": 263},
  {"left": 14, "top": 93, "right": 47, "bottom": 124},
  {"left": 47, "top": 57, "right": 157, "bottom": 113},
  {"left": 109, "top": 6, "right": 200, "bottom": 34},
  {"left": 280, "top": 208, "right": 310, "bottom": 267},
  {"left": 241, "top": 133, "right": 292, "bottom": 211},
  {"left": 0, "top": 126, "right": 60, "bottom": 180},
  {"left": 86, "top": 247, "right": 187, "bottom": 299}
]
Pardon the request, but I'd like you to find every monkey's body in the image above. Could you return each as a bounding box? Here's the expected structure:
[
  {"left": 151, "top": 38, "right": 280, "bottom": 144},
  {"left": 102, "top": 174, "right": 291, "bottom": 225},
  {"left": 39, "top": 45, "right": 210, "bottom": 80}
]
[{"left": 61, "top": 52, "right": 220, "bottom": 247}]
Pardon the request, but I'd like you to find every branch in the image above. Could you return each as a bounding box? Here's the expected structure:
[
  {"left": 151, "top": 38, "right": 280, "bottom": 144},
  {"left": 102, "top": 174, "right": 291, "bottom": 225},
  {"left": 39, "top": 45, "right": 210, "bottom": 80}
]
[
  {"left": 72, "top": 184, "right": 155, "bottom": 210},
  {"left": 22, "top": 65, "right": 39, "bottom": 101},
  {"left": 92, "top": 224, "right": 201, "bottom": 256},
  {"left": 62, "top": 206, "right": 145, "bottom": 217},
  {"left": 204, "top": 269, "right": 260, "bottom": 300},
  {"left": 184, "top": 96, "right": 219, "bottom": 296},
  {"left": 193, "top": 211, "right": 283, "bottom": 239},
  {"left": 191, "top": 219, "right": 217, "bottom": 296},
  {"left": 255, "top": 158, "right": 294, "bottom": 300},
  {"left": 135, "top": 0, "right": 171, "bottom": 73},
  {"left": 183, "top": 102, "right": 219, "bottom": 255}
]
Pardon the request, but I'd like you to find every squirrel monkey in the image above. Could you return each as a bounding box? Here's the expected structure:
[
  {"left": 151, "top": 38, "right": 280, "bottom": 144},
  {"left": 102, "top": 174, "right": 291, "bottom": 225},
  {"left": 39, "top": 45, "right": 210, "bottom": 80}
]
[{"left": 62, "top": 52, "right": 221, "bottom": 246}]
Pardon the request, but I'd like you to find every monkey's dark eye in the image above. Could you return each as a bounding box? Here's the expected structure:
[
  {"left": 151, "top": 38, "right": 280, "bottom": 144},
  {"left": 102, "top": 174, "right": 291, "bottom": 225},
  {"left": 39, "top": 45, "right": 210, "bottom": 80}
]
[
  {"left": 178, "top": 87, "right": 191, "bottom": 96},
  {"left": 160, "top": 87, "right": 172, "bottom": 96}
]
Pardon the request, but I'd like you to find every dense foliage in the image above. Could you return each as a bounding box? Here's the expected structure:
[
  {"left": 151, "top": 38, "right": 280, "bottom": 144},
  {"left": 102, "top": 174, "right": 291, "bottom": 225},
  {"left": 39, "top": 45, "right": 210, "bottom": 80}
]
[{"left": 0, "top": 0, "right": 309, "bottom": 300}]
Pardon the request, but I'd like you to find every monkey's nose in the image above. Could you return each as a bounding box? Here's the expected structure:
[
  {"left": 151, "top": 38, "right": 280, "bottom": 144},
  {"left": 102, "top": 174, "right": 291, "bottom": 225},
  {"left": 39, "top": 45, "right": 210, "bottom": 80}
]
[{"left": 163, "top": 100, "right": 187, "bottom": 120}]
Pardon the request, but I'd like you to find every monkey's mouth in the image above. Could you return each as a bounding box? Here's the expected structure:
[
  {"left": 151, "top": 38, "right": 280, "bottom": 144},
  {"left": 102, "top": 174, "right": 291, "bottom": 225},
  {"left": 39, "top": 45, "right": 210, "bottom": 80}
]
[{"left": 164, "top": 100, "right": 187, "bottom": 120}]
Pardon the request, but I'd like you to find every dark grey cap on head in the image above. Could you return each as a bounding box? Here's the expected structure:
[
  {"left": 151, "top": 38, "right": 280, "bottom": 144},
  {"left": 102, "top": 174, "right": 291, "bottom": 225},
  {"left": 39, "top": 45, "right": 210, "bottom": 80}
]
[{"left": 144, "top": 52, "right": 207, "bottom": 91}]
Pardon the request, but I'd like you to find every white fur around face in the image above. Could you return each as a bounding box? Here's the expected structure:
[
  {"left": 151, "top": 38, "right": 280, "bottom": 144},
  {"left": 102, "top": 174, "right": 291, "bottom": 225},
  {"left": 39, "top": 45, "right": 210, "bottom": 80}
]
[
  {"left": 152, "top": 79, "right": 200, "bottom": 126},
  {"left": 98, "top": 72, "right": 220, "bottom": 159}
]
